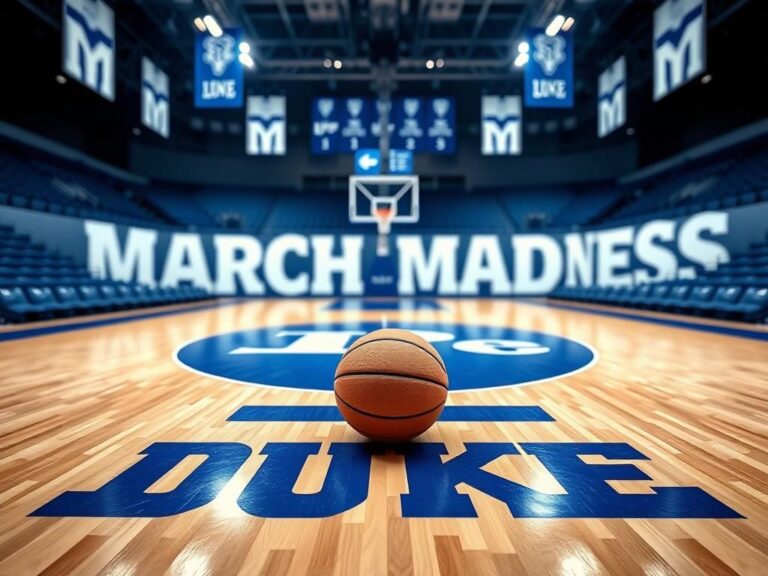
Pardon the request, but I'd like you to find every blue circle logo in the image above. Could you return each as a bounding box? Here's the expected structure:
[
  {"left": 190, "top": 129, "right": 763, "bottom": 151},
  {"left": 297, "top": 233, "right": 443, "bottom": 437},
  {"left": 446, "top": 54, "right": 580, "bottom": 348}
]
[{"left": 175, "top": 322, "right": 596, "bottom": 392}]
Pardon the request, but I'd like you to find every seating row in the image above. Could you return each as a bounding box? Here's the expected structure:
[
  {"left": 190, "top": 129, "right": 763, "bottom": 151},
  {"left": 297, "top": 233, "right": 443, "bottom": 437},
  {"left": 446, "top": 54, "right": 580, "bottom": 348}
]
[
  {"left": 0, "top": 284, "right": 211, "bottom": 323},
  {"left": 550, "top": 282, "right": 768, "bottom": 323}
]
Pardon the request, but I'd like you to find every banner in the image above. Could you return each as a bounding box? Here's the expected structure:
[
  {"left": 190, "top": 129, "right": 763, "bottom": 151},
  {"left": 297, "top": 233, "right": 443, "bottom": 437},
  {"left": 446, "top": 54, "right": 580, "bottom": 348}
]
[
  {"left": 7, "top": 203, "right": 763, "bottom": 297},
  {"left": 194, "top": 29, "right": 243, "bottom": 108},
  {"left": 524, "top": 28, "right": 573, "bottom": 108},
  {"left": 653, "top": 0, "right": 706, "bottom": 101},
  {"left": 311, "top": 98, "right": 340, "bottom": 154},
  {"left": 597, "top": 56, "right": 626, "bottom": 138},
  {"left": 391, "top": 98, "right": 425, "bottom": 151},
  {"left": 246, "top": 96, "right": 286, "bottom": 155},
  {"left": 425, "top": 98, "right": 455, "bottom": 153},
  {"left": 338, "top": 98, "right": 376, "bottom": 153},
  {"left": 62, "top": 0, "right": 115, "bottom": 101},
  {"left": 141, "top": 58, "right": 169, "bottom": 138},
  {"left": 481, "top": 96, "right": 522, "bottom": 155},
  {"left": 313, "top": 98, "right": 454, "bottom": 155}
]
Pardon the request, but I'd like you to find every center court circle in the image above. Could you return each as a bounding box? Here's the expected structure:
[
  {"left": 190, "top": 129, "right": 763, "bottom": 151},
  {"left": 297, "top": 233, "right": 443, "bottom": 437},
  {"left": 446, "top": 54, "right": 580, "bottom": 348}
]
[{"left": 175, "top": 322, "right": 597, "bottom": 392}]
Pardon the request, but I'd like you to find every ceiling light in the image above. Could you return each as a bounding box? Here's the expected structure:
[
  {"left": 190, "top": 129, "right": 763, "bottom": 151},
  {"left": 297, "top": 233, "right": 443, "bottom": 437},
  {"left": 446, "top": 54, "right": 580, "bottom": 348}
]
[
  {"left": 333, "top": 59, "right": 342, "bottom": 69},
  {"left": 323, "top": 58, "right": 332, "bottom": 68},
  {"left": 561, "top": 17, "right": 575, "bottom": 32},
  {"left": 435, "top": 58, "right": 445, "bottom": 68},
  {"left": 426, "top": 59, "right": 435, "bottom": 69},
  {"left": 517, "top": 41, "right": 529, "bottom": 54},
  {"left": 193, "top": 17, "right": 206, "bottom": 32},
  {"left": 514, "top": 53, "right": 529, "bottom": 67},
  {"left": 545, "top": 14, "right": 565, "bottom": 37},
  {"left": 55, "top": 75, "right": 67, "bottom": 84},
  {"left": 202, "top": 15, "right": 223, "bottom": 38},
  {"left": 239, "top": 42, "right": 250, "bottom": 54},
  {"left": 238, "top": 53, "right": 255, "bottom": 69},
  {"left": 701, "top": 74, "right": 712, "bottom": 84}
]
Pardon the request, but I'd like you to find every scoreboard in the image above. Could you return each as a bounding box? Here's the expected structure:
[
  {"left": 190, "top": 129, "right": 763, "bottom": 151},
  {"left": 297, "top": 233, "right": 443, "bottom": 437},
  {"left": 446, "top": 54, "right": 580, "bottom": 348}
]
[{"left": 312, "top": 97, "right": 455, "bottom": 155}]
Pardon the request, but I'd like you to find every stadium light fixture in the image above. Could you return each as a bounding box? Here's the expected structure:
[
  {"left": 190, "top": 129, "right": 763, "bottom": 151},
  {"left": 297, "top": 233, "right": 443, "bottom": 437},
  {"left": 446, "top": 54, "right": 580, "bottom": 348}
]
[
  {"left": 239, "top": 42, "right": 250, "bottom": 54},
  {"left": 55, "top": 75, "right": 67, "bottom": 85},
  {"left": 545, "top": 14, "right": 565, "bottom": 37},
  {"left": 701, "top": 74, "right": 712, "bottom": 84},
  {"left": 426, "top": 59, "right": 435, "bottom": 69},
  {"left": 436, "top": 58, "right": 445, "bottom": 69},
  {"left": 333, "top": 59, "right": 343, "bottom": 69},
  {"left": 203, "top": 15, "right": 223, "bottom": 38},
  {"left": 193, "top": 17, "right": 206, "bottom": 32},
  {"left": 561, "top": 17, "right": 575, "bottom": 32},
  {"left": 517, "top": 41, "right": 529, "bottom": 54},
  {"left": 323, "top": 58, "right": 333, "bottom": 69},
  {"left": 514, "top": 53, "right": 529, "bottom": 67},
  {"left": 238, "top": 53, "right": 255, "bottom": 69}
]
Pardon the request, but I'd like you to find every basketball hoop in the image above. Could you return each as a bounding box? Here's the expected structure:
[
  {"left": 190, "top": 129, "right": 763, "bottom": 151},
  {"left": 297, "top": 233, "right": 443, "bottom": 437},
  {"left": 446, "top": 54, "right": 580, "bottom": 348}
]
[
  {"left": 348, "top": 175, "right": 420, "bottom": 258},
  {"left": 373, "top": 200, "right": 396, "bottom": 256}
]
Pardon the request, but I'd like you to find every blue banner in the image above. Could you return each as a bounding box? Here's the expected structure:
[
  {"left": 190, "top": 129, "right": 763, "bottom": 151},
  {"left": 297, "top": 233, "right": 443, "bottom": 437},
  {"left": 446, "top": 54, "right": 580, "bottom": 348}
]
[
  {"left": 312, "top": 98, "right": 377, "bottom": 154},
  {"left": 194, "top": 29, "right": 243, "bottom": 108},
  {"left": 338, "top": 98, "right": 376, "bottom": 153},
  {"left": 313, "top": 97, "right": 454, "bottom": 155},
  {"left": 524, "top": 28, "right": 574, "bottom": 108},
  {"left": 425, "top": 98, "right": 455, "bottom": 153},
  {"left": 311, "top": 98, "right": 340, "bottom": 154},
  {"left": 389, "top": 149, "right": 413, "bottom": 174}
]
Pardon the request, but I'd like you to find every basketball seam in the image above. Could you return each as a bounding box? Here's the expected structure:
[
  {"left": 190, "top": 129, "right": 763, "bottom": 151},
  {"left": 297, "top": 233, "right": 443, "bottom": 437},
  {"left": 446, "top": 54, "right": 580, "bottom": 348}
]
[
  {"left": 334, "top": 371, "right": 448, "bottom": 390},
  {"left": 334, "top": 391, "right": 445, "bottom": 420},
  {"left": 343, "top": 337, "right": 447, "bottom": 373}
]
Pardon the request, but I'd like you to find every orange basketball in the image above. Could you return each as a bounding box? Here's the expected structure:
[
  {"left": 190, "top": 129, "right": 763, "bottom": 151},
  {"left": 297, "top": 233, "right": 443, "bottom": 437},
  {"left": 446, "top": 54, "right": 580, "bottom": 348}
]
[{"left": 334, "top": 329, "right": 449, "bottom": 441}]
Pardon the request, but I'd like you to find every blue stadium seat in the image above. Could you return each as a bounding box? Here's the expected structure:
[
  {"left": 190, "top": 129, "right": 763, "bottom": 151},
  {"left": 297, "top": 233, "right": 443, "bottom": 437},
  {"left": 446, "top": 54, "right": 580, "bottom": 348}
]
[
  {"left": 661, "top": 285, "right": 692, "bottom": 310},
  {"left": 52, "top": 286, "right": 88, "bottom": 314},
  {"left": 77, "top": 285, "right": 113, "bottom": 312},
  {"left": 24, "top": 287, "right": 70, "bottom": 316},
  {"left": 718, "top": 287, "right": 768, "bottom": 322},
  {"left": 677, "top": 285, "right": 715, "bottom": 313},
  {"left": 0, "top": 287, "right": 45, "bottom": 322}
]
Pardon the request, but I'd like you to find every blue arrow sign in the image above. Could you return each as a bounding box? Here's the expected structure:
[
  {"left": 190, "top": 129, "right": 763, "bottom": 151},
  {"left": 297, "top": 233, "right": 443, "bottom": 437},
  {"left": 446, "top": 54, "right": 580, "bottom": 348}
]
[{"left": 355, "top": 149, "right": 381, "bottom": 174}]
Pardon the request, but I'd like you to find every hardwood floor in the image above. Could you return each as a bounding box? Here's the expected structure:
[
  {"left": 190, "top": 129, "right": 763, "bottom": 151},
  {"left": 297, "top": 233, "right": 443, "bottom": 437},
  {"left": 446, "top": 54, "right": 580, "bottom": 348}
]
[{"left": 0, "top": 298, "right": 766, "bottom": 575}]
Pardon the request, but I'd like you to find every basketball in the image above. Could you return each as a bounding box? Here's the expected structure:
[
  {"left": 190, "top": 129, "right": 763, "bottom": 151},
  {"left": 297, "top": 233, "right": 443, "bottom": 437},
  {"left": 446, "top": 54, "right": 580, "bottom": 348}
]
[{"left": 334, "top": 329, "right": 449, "bottom": 441}]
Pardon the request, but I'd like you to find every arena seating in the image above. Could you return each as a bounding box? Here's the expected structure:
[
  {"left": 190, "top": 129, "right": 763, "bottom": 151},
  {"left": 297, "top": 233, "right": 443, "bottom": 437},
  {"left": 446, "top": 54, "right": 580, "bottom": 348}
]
[
  {"left": 549, "top": 240, "right": 768, "bottom": 323},
  {"left": 0, "top": 147, "right": 170, "bottom": 227},
  {"left": 0, "top": 223, "right": 211, "bottom": 323},
  {"left": 3, "top": 142, "right": 768, "bottom": 236}
]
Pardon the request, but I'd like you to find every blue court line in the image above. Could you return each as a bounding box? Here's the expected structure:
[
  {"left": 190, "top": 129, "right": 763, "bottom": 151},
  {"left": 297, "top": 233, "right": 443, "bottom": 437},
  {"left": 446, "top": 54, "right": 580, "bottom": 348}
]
[
  {"left": 325, "top": 298, "right": 444, "bottom": 311},
  {"left": 0, "top": 299, "right": 245, "bottom": 343},
  {"left": 531, "top": 299, "right": 768, "bottom": 342},
  {"left": 228, "top": 405, "right": 555, "bottom": 422}
]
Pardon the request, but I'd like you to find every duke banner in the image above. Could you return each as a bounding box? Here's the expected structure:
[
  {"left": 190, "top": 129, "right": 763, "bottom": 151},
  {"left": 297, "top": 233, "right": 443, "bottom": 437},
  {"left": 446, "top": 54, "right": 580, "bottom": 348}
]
[
  {"left": 524, "top": 28, "right": 573, "bottom": 108},
  {"left": 141, "top": 58, "right": 169, "bottom": 138},
  {"left": 481, "top": 96, "right": 522, "bottom": 155},
  {"left": 194, "top": 28, "right": 244, "bottom": 108},
  {"left": 63, "top": 0, "right": 115, "bottom": 101},
  {"left": 653, "top": 0, "right": 706, "bottom": 101},
  {"left": 7, "top": 202, "right": 765, "bottom": 297},
  {"left": 598, "top": 56, "right": 626, "bottom": 138},
  {"left": 246, "top": 96, "right": 286, "bottom": 155}
]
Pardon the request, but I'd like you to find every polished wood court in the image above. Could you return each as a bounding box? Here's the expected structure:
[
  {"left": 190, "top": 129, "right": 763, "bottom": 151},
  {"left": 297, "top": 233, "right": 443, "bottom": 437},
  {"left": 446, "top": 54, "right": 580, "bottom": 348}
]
[{"left": 0, "top": 298, "right": 767, "bottom": 576}]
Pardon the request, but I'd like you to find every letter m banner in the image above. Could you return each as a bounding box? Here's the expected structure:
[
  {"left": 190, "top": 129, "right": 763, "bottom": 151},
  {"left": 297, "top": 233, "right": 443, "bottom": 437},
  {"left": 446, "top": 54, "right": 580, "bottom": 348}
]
[
  {"left": 62, "top": 0, "right": 115, "bottom": 101},
  {"left": 653, "top": 0, "right": 706, "bottom": 101},
  {"left": 481, "top": 96, "right": 522, "bottom": 156},
  {"left": 246, "top": 96, "right": 287, "bottom": 155}
]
